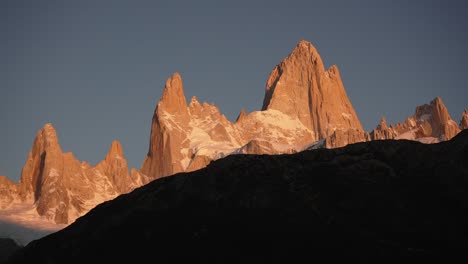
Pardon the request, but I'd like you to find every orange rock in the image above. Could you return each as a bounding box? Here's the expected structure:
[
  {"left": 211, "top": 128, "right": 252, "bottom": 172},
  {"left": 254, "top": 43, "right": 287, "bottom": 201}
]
[
  {"left": 140, "top": 40, "right": 369, "bottom": 179},
  {"left": 262, "top": 40, "right": 364, "bottom": 142},
  {"left": 460, "top": 110, "right": 468, "bottom": 130},
  {"left": 8, "top": 124, "right": 139, "bottom": 224},
  {"left": 140, "top": 72, "right": 191, "bottom": 179},
  {"left": 0, "top": 176, "right": 18, "bottom": 209},
  {"left": 413, "top": 97, "right": 460, "bottom": 140},
  {"left": 371, "top": 97, "right": 461, "bottom": 142}
]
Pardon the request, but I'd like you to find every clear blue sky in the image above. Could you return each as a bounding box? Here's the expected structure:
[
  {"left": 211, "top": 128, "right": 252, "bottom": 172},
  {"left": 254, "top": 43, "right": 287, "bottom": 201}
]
[{"left": 1, "top": 0, "right": 467, "bottom": 182}]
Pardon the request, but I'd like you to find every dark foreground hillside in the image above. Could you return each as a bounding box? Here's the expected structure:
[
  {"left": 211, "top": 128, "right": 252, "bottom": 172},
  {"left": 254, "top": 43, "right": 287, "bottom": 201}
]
[
  {"left": 0, "top": 239, "right": 21, "bottom": 263},
  {"left": 7, "top": 131, "right": 468, "bottom": 262}
]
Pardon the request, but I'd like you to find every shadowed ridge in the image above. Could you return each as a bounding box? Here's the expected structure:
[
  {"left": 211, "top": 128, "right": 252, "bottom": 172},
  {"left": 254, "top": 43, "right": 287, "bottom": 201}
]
[{"left": 8, "top": 130, "right": 468, "bottom": 262}]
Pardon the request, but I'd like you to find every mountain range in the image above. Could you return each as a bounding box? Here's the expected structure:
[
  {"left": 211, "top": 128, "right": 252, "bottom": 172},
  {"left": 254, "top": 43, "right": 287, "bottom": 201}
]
[
  {"left": 1, "top": 40, "right": 466, "bottom": 228},
  {"left": 7, "top": 127, "right": 468, "bottom": 261}
]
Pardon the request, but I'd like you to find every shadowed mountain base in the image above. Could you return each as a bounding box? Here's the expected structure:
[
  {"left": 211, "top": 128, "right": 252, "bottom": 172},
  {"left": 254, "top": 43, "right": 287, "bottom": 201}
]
[{"left": 7, "top": 130, "right": 468, "bottom": 262}]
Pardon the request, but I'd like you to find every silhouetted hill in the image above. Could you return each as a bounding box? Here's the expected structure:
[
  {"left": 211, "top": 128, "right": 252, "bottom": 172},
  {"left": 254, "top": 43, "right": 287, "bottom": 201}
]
[
  {"left": 0, "top": 238, "right": 21, "bottom": 263},
  {"left": 7, "top": 130, "right": 468, "bottom": 262}
]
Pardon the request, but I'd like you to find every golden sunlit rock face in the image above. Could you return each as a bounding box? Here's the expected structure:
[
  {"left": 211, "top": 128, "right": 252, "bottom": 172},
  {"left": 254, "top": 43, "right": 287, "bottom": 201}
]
[
  {"left": 1, "top": 40, "right": 466, "bottom": 226},
  {"left": 0, "top": 124, "right": 145, "bottom": 224},
  {"left": 139, "top": 40, "right": 466, "bottom": 181},
  {"left": 139, "top": 40, "right": 371, "bottom": 180},
  {"left": 262, "top": 40, "right": 364, "bottom": 140},
  {"left": 0, "top": 176, "right": 17, "bottom": 209},
  {"left": 460, "top": 110, "right": 468, "bottom": 130},
  {"left": 370, "top": 97, "right": 462, "bottom": 143}
]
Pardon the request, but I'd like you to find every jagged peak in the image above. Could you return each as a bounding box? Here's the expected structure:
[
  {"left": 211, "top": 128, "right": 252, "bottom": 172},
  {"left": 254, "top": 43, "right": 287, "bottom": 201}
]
[
  {"left": 404, "top": 117, "right": 415, "bottom": 128},
  {"left": 294, "top": 40, "right": 320, "bottom": 54},
  {"left": 190, "top": 96, "right": 199, "bottom": 104},
  {"left": 377, "top": 117, "right": 388, "bottom": 130},
  {"left": 0, "top": 175, "right": 16, "bottom": 185},
  {"left": 431, "top": 96, "right": 443, "bottom": 105},
  {"left": 43, "top": 122, "right": 55, "bottom": 129},
  {"left": 459, "top": 109, "right": 468, "bottom": 130},
  {"left": 189, "top": 96, "right": 201, "bottom": 109},
  {"left": 81, "top": 161, "right": 91, "bottom": 170},
  {"left": 107, "top": 140, "right": 124, "bottom": 160},
  {"left": 288, "top": 40, "right": 324, "bottom": 67},
  {"left": 42, "top": 122, "right": 57, "bottom": 136},
  {"left": 325, "top": 65, "right": 340, "bottom": 77},
  {"left": 262, "top": 40, "right": 324, "bottom": 112},
  {"left": 158, "top": 72, "right": 188, "bottom": 114},
  {"left": 414, "top": 96, "right": 451, "bottom": 123},
  {"left": 35, "top": 122, "right": 62, "bottom": 152},
  {"left": 236, "top": 108, "right": 247, "bottom": 123}
]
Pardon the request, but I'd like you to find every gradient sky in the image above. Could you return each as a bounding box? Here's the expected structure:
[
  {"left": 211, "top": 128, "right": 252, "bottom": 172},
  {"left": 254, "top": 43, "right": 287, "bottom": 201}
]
[{"left": 1, "top": 0, "right": 467, "bottom": 182}]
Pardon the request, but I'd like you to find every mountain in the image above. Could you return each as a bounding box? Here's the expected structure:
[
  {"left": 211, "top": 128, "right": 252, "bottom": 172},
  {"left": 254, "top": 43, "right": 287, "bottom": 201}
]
[
  {"left": 460, "top": 109, "right": 468, "bottom": 130},
  {"left": 262, "top": 40, "right": 368, "bottom": 148},
  {"left": 7, "top": 130, "right": 468, "bottom": 262},
  {"left": 0, "top": 124, "right": 143, "bottom": 224},
  {"left": 1, "top": 39, "right": 466, "bottom": 233},
  {"left": 140, "top": 40, "right": 370, "bottom": 180},
  {"left": 370, "top": 97, "right": 462, "bottom": 143}
]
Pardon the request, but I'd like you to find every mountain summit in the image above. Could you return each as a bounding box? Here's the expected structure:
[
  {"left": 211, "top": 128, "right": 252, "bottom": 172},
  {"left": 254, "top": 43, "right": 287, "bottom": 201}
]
[
  {"left": 139, "top": 40, "right": 371, "bottom": 180},
  {"left": 138, "top": 40, "right": 465, "bottom": 181},
  {"left": 370, "top": 96, "right": 461, "bottom": 143},
  {"left": 0, "top": 124, "right": 142, "bottom": 224},
  {"left": 262, "top": 40, "right": 363, "bottom": 139},
  {"left": 1, "top": 40, "right": 466, "bottom": 230}
]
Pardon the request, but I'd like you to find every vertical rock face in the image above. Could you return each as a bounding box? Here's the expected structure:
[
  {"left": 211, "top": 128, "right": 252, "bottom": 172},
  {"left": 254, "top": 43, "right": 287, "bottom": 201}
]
[
  {"left": 1, "top": 124, "right": 140, "bottom": 225},
  {"left": 413, "top": 97, "right": 460, "bottom": 140},
  {"left": 0, "top": 176, "right": 18, "bottom": 209},
  {"left": 370, "top": 117, "right": 398, "bottom": 140},
  {"left": 139, "top": 41, "right": 368, "bottom": 180},
  {"left": 3, "top": 39, "right": 464, "bottom": 228},
  {"left": 460, "top": 110, "right": 468, "bottom": 130},
  {"left": 235, "top": 108, "right": 247, "bottom": 123},
  {"left": 140, "top": 72, "right": 191, "bottom": 179},
  {"left": 262, "top": 40, "right": 364, "bottom": 143},
  {"left": 17, "top": 123, "right": 63, "bottom": 202},
  {"left": 94, "top": 141, "right": 134, "bottom": 193},
  {"left": 370, "top": 97, "right": 461, "bottom": 142},
  {"left": 140, "top": 73, "right": 243, "bottom": 180}
]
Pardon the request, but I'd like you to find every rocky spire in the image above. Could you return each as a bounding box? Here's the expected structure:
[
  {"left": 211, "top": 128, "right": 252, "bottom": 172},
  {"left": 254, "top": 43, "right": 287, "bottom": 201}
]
[
  {"left": 262, "top": 40, "right": 364, "bottom": 144},
  {"left": 8, "top": 123, "right": 140, "bottom": 224},
  {"left": 377, "top": 117, "right": 388, "bottom": 130},
  {"left": 95, "top": 140, "right": 132, "bottom": 193},
  {"left": 18, "top": 123, "right": 64, "bottom": 202},
  {"left": 414, "top": 97, "right": 460, "bottom": 140},
  {"left": 236, "top": 108, "right": 247, "bottom": 123},
  {"left": 158, "top": 72, "right": 189, "bottom": 117},
  {"left": 106, "top": 140, "right": 124, "bottom": 160},
  {"left": 370, "top": 116, "right": 397, "bottom": 140},
  {"left": 460, "top": 109, "right": 468, "bottom": 130},
  {"left": 141, "top": 73, "right": 191, "bottom": 179}
]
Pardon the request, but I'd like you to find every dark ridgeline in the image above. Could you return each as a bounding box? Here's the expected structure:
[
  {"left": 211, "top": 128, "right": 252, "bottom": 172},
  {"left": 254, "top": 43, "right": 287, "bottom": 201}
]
[
  {"left": 0, "top": 239, "right": 21, "bottom": 263},
  {"left": 6, "top": 130, "right": 468, "bottom": 262}
]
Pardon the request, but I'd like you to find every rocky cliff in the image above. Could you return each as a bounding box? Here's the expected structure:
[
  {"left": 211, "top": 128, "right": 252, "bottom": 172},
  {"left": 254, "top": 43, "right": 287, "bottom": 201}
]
[
  {"left": 140, "top": 40, "right": 369, "bottom": 180},
  {"left": 1, "top": 39, "right": 465, "bottom": 228},
  {"left": 0, "top": 124, "right": 141, "bottom": 224},
  {"left": 370, "top": 97, "right": 462, "bottom": 143}
]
